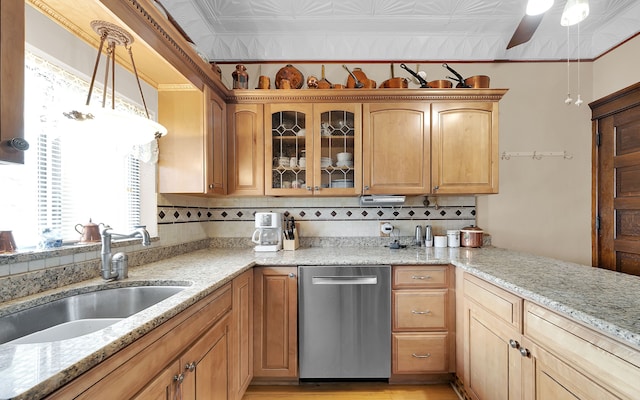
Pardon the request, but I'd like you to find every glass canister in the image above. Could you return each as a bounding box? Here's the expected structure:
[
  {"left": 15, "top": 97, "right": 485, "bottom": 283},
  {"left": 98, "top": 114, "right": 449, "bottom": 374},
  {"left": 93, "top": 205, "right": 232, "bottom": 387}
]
[{"left": 447, "top": 229, "right": 460, "bottom": 248}]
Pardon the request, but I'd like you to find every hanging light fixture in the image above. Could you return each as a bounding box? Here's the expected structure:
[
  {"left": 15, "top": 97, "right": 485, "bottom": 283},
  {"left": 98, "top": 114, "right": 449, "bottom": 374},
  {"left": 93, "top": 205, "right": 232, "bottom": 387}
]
[
  {"left": 561, "top": 0, "right": 590, "bottom": 26},
  {"left": 64, "top": 20, "right": 167, "bottom": 145},
  {"left": 526, "top": 0, "right": 554, "bottom": 16}
]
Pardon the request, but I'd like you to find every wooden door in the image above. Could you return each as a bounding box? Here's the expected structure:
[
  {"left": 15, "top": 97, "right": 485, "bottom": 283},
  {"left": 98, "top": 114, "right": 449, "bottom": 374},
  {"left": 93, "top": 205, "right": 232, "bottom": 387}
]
[
  {"left": 205, "top": 87, "right": 226, "bottom": 195},
  {"left": 363, "top": 103, "right": 430, "bottom": 194},
  {"left": 591, "top": 83, "right": 640, "bottom": 275},
  {"left": 431, "top": 102, "right": 499, "bottom": 194},
  {"left": 0, "top": 0, "right": 25, "bottom": 164},
  {"left": 253, "top": 266, "right": 298, "bottom": 380},
  {"left": 227, "top": 104, "right": 264, "bottom": 196},
  {"left": 230, "top": 270, "right": 253, "bottom": 400}
]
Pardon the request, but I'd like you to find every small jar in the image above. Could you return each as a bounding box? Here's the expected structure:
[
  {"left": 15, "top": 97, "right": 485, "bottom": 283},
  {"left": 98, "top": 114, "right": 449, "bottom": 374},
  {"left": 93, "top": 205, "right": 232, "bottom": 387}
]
[
  {"left": 447, "top": 230, "right": 460, "bottom": 248},
  {"left": 232, "top": 64, "right": 249, "bottom": 89}
]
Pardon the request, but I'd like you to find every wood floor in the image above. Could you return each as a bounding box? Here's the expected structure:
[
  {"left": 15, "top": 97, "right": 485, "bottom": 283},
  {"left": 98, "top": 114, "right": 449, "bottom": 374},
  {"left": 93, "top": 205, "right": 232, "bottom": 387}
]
[{"left": 242, "top": 382, "right": 461, "bottom": 400}]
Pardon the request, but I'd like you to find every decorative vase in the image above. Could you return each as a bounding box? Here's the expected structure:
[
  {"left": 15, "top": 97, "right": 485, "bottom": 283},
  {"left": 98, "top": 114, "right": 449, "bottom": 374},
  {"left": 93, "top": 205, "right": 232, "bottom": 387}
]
[{"left": 232, "top": 64, "right": 249, "bottom": 89}]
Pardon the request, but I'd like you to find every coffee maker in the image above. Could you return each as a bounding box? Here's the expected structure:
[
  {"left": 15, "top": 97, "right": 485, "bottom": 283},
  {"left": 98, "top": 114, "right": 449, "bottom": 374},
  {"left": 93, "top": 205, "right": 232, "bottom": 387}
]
[{"left": 251, "top": 212, "right": 283, "bottom": 252}]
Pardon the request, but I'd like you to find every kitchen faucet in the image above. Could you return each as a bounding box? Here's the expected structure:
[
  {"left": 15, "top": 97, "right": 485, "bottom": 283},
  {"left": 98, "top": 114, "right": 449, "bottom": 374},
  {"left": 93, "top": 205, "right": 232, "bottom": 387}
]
[{"left": 100, "top": 225, "right": 151, "bottom": 280}]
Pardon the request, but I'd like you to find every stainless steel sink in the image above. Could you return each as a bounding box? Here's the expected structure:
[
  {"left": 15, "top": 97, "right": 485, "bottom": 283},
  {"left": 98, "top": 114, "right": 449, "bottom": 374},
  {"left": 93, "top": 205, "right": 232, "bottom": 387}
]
[{"left": 0, "top": 285, "right": 187, "bottom": 345}]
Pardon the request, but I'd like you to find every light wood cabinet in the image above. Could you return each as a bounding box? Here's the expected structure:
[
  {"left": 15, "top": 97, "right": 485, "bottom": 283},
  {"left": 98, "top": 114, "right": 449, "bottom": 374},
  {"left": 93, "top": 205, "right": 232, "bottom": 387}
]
[
  {"left": 230, "top": 270, "right": 253, "bottom": 400},
  {"left": 0, "top": 0, "right": 26, "bottom": 164},
  {"left": 227, "top": 104, "right": 264, "bottom": 196},
  {"left": 158, "top": 85, "right": 226, "bottom": 195},
  {"left": 431, "top": 102, "right": 499, "bottom": 194},
  {"left": 363, "top": 103, "right": 431, "bottom": 194},
  {"left": 46, "top": 285, "right": 233, "bottom": 400},
  {"left": 253, "top": 266, "right": 298, "bottom": 381},
  {"left": 391, "top": 265, "right": 454, "bottom": 381},
  {"left": 459, "top": 272, "right": 640, "bottom": 400}
]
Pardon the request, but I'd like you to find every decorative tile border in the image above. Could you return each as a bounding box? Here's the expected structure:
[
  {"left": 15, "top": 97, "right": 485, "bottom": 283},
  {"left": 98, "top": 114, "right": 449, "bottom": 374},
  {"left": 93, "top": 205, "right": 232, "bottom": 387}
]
[{"left": 157, "top": 205, "right": 475, "bottom": 224}]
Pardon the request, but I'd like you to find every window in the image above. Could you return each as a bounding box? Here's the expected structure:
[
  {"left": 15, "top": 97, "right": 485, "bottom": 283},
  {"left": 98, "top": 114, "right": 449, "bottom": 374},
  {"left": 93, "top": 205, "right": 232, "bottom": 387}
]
[{"left": 0, "top": 51, "right": 151, "bottom": 248}]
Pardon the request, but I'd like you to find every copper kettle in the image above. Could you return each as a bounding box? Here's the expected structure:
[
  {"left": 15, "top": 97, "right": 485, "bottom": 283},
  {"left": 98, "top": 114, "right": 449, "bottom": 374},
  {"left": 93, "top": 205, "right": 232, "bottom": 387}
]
[{"left": 75, "top": 219, "right": 102, "bottom": 243}]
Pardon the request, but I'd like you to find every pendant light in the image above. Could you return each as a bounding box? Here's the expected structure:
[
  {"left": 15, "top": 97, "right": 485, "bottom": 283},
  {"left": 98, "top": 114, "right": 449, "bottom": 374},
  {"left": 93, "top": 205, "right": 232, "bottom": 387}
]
[
  {"left": 526, "top": 0, "right": 554, "bottom": 16},
  {"left": 561, "top": 0, "right": 590, "bottom": 26},
  {"left": 63, "top": 21, "right": 168, "bottom": 146}
]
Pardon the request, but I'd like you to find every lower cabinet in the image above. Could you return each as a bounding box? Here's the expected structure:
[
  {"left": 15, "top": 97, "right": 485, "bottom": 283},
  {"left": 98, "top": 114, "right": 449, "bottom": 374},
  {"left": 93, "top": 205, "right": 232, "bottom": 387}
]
[
  {"left": 230, "top": 269, "right": 254, "bottom": 400},
  {"left": 459, "top": 272, "right": 640, "bottom": 400},
  {"left": 253, "top": 266, "right": 298, "bottom": 381},
  {"left": 391, "top": 265, "right": 454, "bottom": 382}
]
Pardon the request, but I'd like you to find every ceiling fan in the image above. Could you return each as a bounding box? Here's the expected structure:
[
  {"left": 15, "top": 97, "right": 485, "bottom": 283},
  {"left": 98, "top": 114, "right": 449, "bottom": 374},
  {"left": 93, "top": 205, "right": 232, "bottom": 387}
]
[{"left": 507, "top": 0, "right": 590, "bottom": 49}]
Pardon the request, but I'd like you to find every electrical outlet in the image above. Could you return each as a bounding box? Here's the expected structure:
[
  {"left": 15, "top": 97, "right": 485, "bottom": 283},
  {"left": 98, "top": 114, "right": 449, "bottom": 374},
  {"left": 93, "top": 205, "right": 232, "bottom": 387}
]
[{"left": 380, "top": 222, "right": 393, "bottom": 237}]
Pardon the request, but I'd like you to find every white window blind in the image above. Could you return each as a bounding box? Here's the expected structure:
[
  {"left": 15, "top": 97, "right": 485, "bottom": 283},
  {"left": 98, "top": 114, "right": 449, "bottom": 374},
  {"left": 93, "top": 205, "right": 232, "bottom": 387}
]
[{"left": 0, "top": 51, "right": 146, "bottom": 248}]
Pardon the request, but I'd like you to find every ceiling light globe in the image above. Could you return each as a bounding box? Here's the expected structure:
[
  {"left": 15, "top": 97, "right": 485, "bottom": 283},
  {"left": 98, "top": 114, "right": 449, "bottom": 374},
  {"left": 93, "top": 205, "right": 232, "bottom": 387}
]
[
  {"left": 526, "top": 0, "right": 554, "bottom": 16},
  {"left": 561, "top": 0, "right": 590, "bottom": 26}
]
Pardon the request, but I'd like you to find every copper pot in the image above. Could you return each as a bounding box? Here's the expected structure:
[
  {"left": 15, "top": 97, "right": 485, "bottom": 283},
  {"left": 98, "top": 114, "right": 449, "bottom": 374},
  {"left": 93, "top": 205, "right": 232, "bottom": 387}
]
[
  {"left": 428, "top": 80, "right": 453, "bottom": 88},
  {"left": 460, "top": 225, "right": 484, "bottom": 247},
  {"left": 75, "top": 219, "right": 102, "bottom": 243},
  {"left": 464, "top": 75, "right": 490, "bottom": 89}
]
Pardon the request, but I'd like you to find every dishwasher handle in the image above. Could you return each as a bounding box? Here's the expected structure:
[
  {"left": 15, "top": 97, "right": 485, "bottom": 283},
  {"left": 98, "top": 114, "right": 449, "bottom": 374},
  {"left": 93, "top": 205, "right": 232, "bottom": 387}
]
[{"left": 312, "top": 276, "right": 378, "bottom": 285}]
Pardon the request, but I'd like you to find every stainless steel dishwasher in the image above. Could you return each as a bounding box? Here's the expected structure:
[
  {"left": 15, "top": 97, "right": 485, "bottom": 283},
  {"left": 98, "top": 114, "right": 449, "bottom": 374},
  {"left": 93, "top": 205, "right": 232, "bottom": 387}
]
[{"left": 298, "top": 265, "right": 391, "bottom": 379}]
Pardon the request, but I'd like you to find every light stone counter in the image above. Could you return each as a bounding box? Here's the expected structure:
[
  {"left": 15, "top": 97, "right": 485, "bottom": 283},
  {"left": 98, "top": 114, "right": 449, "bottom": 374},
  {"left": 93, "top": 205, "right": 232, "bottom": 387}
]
[{"left": 1, "top": 246, "right": 639, "bottom": 399}]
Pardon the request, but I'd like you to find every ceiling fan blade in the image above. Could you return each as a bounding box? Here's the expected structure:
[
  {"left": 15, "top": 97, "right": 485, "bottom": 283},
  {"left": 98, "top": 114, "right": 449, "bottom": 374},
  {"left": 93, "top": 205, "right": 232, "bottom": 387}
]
[{"left": 507, "top": 13, "right": 545, "bottom": 49}]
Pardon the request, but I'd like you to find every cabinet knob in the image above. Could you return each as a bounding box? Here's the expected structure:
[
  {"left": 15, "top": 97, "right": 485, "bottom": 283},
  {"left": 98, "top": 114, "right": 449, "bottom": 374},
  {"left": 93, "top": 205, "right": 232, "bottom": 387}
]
[
  {"left": 363, "top": 185, "right": 370, "bottom": 191},
  {"left": 519, "top": 347, "right": 530, "bottom": 357},
  {"left": 509, "top": 339, "right": 519, "bottom": 349},
  {"left": 411, "top": 353, "right": 431, "bottom": 359},
  {"left": 288, "top": 272, "right": 296, "bottom": 278},
  {"left": 433, "top": 185, "right": 439, "bottom": 192},
  {"left": 306, "top": 186, "right": 312, "bottom": 191},
  {"left": 173, "top": 373, "right": 184, "bottom": 383},
  {"left": 6, "top": 137, "right": 29, "bottom": 152},
  {"left": 209, "top": 183, "right": 215, "bottom": 190},
  {"left": 185, "top": 361, "right": 196, "bottom": 372},
  {"left": 314, "top": 186, "right": 320, "bottom": 191}
]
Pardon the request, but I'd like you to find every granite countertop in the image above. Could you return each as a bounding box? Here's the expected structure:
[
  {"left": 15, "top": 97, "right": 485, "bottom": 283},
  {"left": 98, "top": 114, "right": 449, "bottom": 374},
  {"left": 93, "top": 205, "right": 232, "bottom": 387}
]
[{"left": 1, "top": 246, "right": 640, "bottom": 399}]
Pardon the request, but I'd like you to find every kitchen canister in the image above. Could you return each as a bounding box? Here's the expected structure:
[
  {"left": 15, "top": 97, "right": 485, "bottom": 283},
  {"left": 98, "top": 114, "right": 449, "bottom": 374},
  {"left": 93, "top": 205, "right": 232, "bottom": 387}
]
[
  {"left": 447, "top": 230, "right": 460, "bottom": 248},
  {"left": 434, "top": 235, "right": 447, "bottom": 248}
]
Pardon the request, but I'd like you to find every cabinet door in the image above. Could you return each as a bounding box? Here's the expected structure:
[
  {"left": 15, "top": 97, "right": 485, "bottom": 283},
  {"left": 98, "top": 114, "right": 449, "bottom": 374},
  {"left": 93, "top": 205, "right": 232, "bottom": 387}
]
[
  {"left": 131, "top": 360, "right": 179, "bottom": 400},
  {"left": 181, "top": 313, "right": 231, "bottom": 400},
  {"left": 205, "top": 86, "right": 226, "bottom": 195},
  {"left": 227, "top": 104, "right": 264, "bottom": 196},
  {"left": 253, "top": 266, "right": 298, "bottom": 380},
  {"left": 0, "top": 0, "right": 26, "bottom": 164},
  {"left": 265, "top": 104, "right": 312, "bottom": 196},
  {"left": 431, "top": 102, "right": 498, "bottom": 194},
  {"left": 464, "top": 300, "right": 523, "bottom": 400},
  {"left": 363, "top": 103, "right": 430, "bottom": 194},
  {"left": 230, "top": 270, "right": 253, "bottom": 400},
  {"left": 312, "top": 103, "right": 362, "bottom": 196}
]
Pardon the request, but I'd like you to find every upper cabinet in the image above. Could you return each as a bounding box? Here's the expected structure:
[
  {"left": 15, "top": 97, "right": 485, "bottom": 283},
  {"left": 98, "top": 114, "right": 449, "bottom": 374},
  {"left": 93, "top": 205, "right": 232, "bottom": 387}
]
[
  {"left": 227, "top": 103, "right": 264, "bottom": 196},
  {"left": 431, "top": 102, "right": 499, "bottom": 194},
  {"left": 363, "top": 103, "right": 430, "bottom": 195},
  {"left": 158, "top": 86, "right": 227, "bottom": 195},
  {"left": 0, "top": 0, "right": 26, "bottom": 164}
]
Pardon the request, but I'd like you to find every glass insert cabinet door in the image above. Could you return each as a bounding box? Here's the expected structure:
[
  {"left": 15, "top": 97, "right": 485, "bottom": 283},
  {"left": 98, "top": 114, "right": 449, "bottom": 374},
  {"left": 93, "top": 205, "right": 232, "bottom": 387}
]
[{"left": 264, "top": 103, "right": 361, "bottom": 196}]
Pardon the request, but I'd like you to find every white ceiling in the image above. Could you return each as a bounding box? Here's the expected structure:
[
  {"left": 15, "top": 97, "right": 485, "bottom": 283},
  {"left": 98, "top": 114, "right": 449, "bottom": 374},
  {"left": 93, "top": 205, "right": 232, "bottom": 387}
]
[{"left": 158, "top": 0, "right": 640, "bottom": 62}]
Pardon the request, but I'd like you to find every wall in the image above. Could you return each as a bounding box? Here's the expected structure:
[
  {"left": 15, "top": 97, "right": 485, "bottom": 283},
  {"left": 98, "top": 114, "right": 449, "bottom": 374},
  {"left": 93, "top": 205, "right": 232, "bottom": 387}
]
[{"left": 593, "top": 37, "right": 640, "bottom": 100}]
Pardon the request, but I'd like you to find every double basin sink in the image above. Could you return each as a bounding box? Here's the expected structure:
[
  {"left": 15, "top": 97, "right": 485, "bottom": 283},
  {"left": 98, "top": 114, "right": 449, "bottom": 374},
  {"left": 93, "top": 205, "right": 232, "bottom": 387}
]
[{"left": 0, "top": 284, "right": 188, "bottom": 345}]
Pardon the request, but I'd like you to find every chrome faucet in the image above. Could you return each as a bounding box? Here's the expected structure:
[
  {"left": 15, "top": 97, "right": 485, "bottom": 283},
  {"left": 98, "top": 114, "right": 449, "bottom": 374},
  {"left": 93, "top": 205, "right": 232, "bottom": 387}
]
[{"left": 100, "top": 225, "right": 151, "bottom": 280}]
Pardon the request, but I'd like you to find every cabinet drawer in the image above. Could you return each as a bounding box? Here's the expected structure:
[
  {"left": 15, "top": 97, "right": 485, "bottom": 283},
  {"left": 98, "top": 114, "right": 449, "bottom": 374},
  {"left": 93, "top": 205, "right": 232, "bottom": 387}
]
[
  {"left": 525, "top": 302, "right": 640, "bottom": 400},
  {"left": 393, "top": 290, "right": 448, "bottom": 331},
  {"left": 392, "top": 333, "right": 448, "bottom": 374},
  {"left": 393, "top": 265, "right": 449, "bottom": 289},
  {"left": 463, "top": 273, "right": 522, "bottom": 330}
]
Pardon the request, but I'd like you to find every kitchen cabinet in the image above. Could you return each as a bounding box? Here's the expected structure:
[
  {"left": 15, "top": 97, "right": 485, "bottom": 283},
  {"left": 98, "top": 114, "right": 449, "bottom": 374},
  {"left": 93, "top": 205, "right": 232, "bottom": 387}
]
[
  {"left": 253, "top": 266, "right": 298, "bottom": 381},
  {"left": 46, "top": 285, "right": 233, "bottom": 400},
  {"left": 230, "top": 270, "right": 253, "bottom": 400},
  {"left": 363, "top": 103, "right": 431, "bottom": 194},
  {"left": 391, "top": 265, "right": 454, "bottom": 382},
  {"left": 431, "top": 102, "right": 499, "bottom": 194},
  {"left": 227, "top": 103, "right": 264, "bottom": 196},
  {"left": 264, "top": 103, "right": 361, "bottom": 195},
  {"left": 459, "top": 272, "right": 640, "bottom": 400},
  {"left": 0, "top": 0, "right": 26, "bottom": 164},
  {"left": 158, "top": 85, "right": 226, "bottom": 195}
]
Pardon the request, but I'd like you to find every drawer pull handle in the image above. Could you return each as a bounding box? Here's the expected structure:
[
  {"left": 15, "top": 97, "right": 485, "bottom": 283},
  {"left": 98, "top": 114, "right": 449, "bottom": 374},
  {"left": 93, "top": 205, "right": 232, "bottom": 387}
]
[
  {"left": 411, "top": 310, "right": 432, "bottom": 315},
  {"left": 411, "top": 275, "right": 431, "bottom": 280},
  {"left": 412, "top": 353, "right": 431, "bottom": 359}
]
